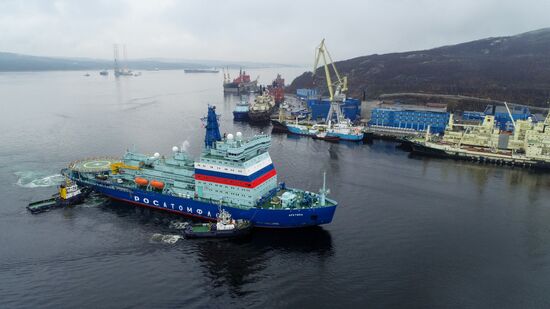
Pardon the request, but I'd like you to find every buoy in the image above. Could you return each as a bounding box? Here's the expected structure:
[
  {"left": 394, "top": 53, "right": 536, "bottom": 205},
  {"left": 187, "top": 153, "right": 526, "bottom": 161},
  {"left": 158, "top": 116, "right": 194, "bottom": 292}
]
[
  {"left": 135, "top": 177, "right": 148, "bottom": 186},
  {"left": 151, "top": 180, "right": 164, "bottom": 189}
]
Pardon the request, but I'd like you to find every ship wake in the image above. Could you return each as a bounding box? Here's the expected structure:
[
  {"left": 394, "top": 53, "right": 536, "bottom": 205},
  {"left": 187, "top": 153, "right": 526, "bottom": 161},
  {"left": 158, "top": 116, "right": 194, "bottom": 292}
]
[
  {"left": 150, "top": 233, "right": 182, "bottom": 244},
  {"left": 15, "top": 171, "right": 64, "bottom": 188}
]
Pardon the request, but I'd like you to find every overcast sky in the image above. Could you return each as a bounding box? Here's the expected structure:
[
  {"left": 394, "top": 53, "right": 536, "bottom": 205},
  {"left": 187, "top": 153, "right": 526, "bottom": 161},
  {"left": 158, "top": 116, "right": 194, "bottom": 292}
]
[{"left": 1, "top": 0, "right": 550, "bottom": 64}]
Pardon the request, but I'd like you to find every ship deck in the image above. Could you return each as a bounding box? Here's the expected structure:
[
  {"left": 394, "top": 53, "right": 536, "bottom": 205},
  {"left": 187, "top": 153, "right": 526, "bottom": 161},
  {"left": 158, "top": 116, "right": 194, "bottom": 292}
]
[
  {"left": 256, "top": 188, "right": 336, "bottom": 210},
  {"left": 69, "top": 158, "right": 121, "bottom": 173},
  {"left": 190, "top": 224, "right": 211, "bottom": 232}
]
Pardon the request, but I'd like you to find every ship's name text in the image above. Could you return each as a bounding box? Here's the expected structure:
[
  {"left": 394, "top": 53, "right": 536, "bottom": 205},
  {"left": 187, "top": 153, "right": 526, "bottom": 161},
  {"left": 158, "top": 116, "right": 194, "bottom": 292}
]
[{"left": 133, "top": 195, "right": 213, "bottom": 217}]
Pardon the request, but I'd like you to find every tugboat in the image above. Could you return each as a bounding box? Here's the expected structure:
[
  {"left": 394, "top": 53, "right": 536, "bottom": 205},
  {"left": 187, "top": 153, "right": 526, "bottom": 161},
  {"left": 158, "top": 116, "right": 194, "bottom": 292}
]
[
  {"left": 184, "top": 208, "right": 252, "bottom": 239},
  {"left": 27, "top": 178, "right": 91, "bottom": 214},
  {"left": 233, "top": 96, "right": 250, "bottom": 121},
  {"left": 248, "top": 92, "right": 275, "bottom": 124}
]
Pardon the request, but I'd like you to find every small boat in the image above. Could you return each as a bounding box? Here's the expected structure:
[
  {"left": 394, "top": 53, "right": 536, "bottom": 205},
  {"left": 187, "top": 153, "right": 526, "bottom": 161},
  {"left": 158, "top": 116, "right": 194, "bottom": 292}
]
[
  {"left": 84, "top": 73, "right": 90, "bottom": 77},
  {"left": 326, "top": 120, "right": 364, "bottom": 142},
  {"left": 27, "top": 178, "right": 91, "bottom": 214},
  {"left": 99, "top": 70, "right": 109, "bottom": 76},
  {"left": 233, "top": 96, "right": 250, "bottom": 121},
  {"left": 184, "top": 208, "right": 252, "bottom": 239}
]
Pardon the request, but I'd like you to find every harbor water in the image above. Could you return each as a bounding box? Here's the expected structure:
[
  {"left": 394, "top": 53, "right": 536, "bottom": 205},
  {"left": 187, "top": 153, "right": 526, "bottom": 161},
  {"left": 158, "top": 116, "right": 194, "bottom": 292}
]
[{"left": 1, "top": 69, "right": 550, "bottom": 308}]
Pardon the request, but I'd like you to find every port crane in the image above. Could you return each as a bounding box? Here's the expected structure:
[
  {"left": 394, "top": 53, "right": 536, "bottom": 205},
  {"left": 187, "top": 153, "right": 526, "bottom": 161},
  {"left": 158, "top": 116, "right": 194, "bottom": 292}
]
[{"left": 313, "top": 39, "right": 348, "bottom": 124}]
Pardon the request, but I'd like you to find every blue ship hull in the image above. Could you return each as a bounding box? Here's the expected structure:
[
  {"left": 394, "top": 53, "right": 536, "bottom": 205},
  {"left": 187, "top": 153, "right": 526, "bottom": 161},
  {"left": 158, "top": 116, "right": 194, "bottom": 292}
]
[
  {"left": 233, "top": 111, "right": 249, "bottom": 121},
  {"left": 83, "top": 182, "right": 337, "bottom": 228},
  {"left": 287, "top": 125, "right": 311, "bottom": 136}
]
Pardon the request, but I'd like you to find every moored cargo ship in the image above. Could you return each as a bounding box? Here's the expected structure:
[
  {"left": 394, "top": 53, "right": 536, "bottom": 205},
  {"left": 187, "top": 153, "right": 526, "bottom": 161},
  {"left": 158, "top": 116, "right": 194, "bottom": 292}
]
[
  {"left": 248, "top": 92, "right": 275, "bottom": 124},
  {"left": 223, "top": 69, "right": 258, "bottom": 94},
  {"left": 408, "top": 110, "right": 550, "bottom": 169},
  {"left": 268, "top": 74, "right": 285, "bottom": 105},
  {"left": 64, "top": 106, "right": 338, "bottom": 228}
]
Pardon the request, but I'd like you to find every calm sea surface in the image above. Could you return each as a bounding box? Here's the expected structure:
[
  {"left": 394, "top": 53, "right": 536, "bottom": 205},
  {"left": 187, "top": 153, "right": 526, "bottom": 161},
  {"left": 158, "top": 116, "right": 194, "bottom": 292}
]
[{"left": 1, "top": 68, "right": 550, "bottom": 308}]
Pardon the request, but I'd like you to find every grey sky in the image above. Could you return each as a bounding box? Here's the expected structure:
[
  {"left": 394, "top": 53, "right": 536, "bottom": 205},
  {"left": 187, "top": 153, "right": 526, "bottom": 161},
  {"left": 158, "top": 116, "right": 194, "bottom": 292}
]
[{"left": 1, "top": 0, "right": 549, "bottom": 64}]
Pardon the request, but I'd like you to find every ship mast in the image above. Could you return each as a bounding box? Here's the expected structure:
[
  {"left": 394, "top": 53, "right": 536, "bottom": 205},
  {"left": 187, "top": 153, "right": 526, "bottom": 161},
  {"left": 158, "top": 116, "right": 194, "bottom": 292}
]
[
  {"left": 113, "top": 44, "right": 120, "bottom": 75},
  {"left": 504, "top": 101, "right": 516, "bottom": 130},
  {"left": 123, "top": 44, "right": 128, "bottom": 73}
]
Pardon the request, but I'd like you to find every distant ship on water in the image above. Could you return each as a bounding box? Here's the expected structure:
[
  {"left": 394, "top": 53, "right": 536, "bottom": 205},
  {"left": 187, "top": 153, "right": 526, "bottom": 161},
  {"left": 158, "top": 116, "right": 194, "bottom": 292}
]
[{"left": 184, "top": 68, "right": 219, "bottom": 73}]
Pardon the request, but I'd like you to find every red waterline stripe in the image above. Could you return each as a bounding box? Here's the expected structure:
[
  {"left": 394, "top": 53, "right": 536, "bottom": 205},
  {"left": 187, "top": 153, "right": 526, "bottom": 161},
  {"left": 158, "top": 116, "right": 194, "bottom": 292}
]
[{"left": 195, "top": 169, "right": 277, "bottom": 188}]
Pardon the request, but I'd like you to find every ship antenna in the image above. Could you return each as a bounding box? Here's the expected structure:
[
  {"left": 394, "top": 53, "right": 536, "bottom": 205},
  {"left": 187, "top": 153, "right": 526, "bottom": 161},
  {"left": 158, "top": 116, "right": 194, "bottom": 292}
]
[{"left": 319, "top": 171, "right": 330, "bottom": 206}]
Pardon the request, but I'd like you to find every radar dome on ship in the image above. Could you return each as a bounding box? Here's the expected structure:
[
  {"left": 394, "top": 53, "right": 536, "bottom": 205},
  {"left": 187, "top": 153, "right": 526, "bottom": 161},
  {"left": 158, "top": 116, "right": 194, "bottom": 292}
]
[
  {"left": 154, "top": 152, "right": 160, "bottom": 158},
  {"left": 236, "top": 132, "right": 243, "bottom": 141},
  {"left": 172, "top": 146, "right": 179, "bottom": 152},
  {"left": 227, "top": 134, "right": 234, "bottom": 140}
]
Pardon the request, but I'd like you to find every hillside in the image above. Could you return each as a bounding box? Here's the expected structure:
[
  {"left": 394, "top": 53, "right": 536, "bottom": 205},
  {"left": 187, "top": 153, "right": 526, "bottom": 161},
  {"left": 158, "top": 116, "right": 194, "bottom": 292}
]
[
  {"left": 289, "top": 28, "right": 550, "bottom": 107},
  {"left": 0, "top": 52, "right": 287, "bottom": 71}
]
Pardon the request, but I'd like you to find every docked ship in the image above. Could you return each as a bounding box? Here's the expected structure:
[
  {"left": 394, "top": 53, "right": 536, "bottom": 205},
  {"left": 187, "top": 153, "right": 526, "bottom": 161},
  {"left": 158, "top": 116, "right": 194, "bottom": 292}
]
[
  {"left": 267, "top": 74, "right": 285, "bottom": 105},
  {"left": 64, "top": 106, "right": 338, "bottom": 228},
  {"left": 408, "top": 110, "right": 550, "bottom": 169},
  {"left": 274, "top": 105, "right": 364, "bottom": 142},
  {"left": 233, "top": 96, "right": 250, "bottom": 121},
  {"left": 286, "top": 122, "right": 339, "bottom": 142},
  {"left": 248, "top": 92, "right": 275, "bottom": 124},
  {"left": 325, "top": 119, "right": 364, "bottom": 142},
  {"left": 273, "top": 40, "right": 364, "bottom": 142},
  {"left": 223, "top": 69, "right": 258, "bottom": 94}
]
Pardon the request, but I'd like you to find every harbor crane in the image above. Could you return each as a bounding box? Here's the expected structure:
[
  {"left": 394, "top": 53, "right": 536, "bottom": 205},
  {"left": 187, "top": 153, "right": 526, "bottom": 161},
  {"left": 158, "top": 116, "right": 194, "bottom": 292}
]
[{"left": 313, "top": 39, "right": 348, "bottom": 125}]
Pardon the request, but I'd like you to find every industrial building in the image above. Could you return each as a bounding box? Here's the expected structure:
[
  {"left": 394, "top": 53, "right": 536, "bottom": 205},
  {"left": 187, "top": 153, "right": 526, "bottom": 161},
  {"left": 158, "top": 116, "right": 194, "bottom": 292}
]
[
  {"left": 296, "top": 88, "right": 318, "bottom": 99},
  {"left": 307, "top": 98, "right": 362, "bottom": 122},
  {"left": 368, "top": 108, "right": 450, "bottom": 134}
]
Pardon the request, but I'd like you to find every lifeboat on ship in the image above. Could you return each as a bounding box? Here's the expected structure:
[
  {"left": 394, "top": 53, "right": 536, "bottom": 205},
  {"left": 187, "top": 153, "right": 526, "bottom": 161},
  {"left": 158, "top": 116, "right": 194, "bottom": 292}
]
[
  {"left": 134, "top": 177, "right": 148, "bottom": 186},
  {"left": 150, "top": 180, "right": 165, "bottom": 190}
]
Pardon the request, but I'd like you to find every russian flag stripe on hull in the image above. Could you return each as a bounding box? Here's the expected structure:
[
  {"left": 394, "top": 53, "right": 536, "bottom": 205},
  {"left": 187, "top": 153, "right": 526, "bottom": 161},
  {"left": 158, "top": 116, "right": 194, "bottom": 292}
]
[
  {"left": 195, "top": 169, "right": 277, "bottom": 188},
  {"left": 195, "top": 163, "right": 275, "bottom": 182},
  {"left": 195, "top": 157, "right": 273, "bottom": 176}
]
